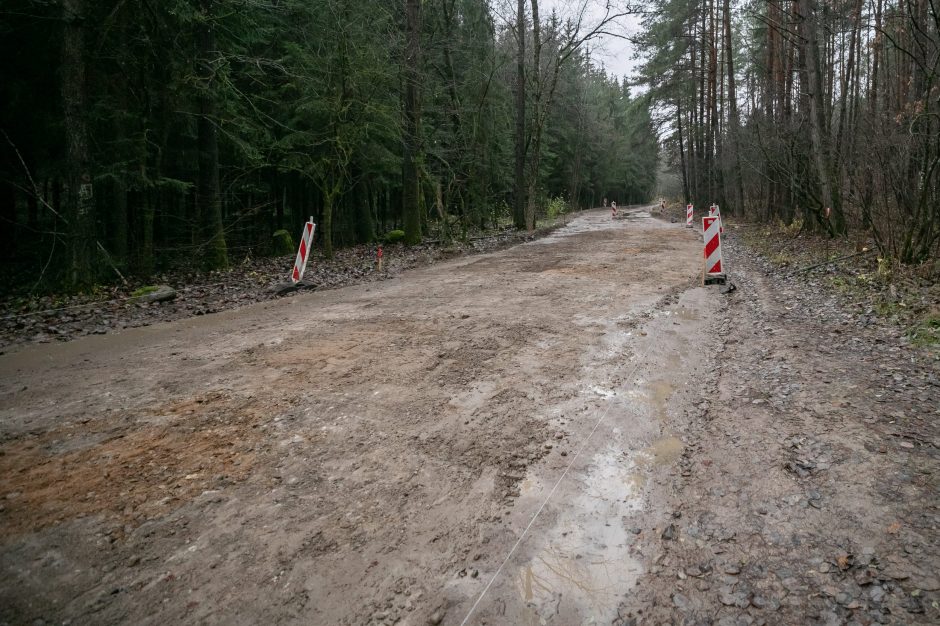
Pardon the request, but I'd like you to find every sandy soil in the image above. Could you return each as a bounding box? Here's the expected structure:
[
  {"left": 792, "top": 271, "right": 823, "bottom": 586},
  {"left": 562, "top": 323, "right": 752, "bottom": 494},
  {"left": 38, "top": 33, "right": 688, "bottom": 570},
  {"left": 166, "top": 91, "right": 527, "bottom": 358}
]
[{"left": 1, "top": 208, "right": 936, "bottom": 626}]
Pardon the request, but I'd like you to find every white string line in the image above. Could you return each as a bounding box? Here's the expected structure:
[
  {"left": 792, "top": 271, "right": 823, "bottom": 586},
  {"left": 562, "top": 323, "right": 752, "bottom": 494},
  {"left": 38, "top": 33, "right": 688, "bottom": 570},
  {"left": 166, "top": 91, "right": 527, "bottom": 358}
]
[{"left": 459, "top": 336, "right": 656, "bottom": 626}]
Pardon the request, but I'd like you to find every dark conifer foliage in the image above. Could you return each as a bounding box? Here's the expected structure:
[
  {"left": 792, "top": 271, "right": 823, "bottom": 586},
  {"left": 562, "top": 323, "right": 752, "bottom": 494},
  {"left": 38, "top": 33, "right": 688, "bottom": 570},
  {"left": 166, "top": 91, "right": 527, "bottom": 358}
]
[{"left": 0, "top": 0, "right": 658, "bottom": 291}]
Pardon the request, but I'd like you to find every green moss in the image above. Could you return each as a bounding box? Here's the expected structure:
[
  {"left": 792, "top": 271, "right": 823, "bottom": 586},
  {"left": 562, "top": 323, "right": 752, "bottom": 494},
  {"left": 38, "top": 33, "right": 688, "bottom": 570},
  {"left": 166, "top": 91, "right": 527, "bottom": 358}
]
[
  {"left": 272, "top": 229, "right": 294, "bottom": 255},
  {"left": 131, "top": 285, "right": 160, "bottom": 297},
  {"left": 383, "top": 229, "right": 406, "bottom": 244}
]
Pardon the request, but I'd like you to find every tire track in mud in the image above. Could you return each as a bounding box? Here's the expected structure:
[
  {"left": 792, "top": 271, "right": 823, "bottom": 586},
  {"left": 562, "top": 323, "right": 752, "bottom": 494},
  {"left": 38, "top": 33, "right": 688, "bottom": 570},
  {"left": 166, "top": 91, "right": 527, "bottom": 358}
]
[{"left": 454, "top": 268, "right": 724, "bottom": 625}]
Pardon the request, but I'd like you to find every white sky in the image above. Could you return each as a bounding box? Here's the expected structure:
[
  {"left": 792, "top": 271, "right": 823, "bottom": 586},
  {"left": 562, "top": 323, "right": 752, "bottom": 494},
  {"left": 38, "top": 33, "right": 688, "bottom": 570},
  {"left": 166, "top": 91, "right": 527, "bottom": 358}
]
[{"left": 539, "top": 0, "right": 644, "bottom": 84}]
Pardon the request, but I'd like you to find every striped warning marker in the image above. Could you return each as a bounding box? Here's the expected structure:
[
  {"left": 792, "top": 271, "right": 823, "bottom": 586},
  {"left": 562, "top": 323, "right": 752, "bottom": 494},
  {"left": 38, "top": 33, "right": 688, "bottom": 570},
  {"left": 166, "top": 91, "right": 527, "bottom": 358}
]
[
  {"left": 290, "top": 217, "right": 317, "bottom": 284},
  {"left": 703, "top": 215, "right": 723, "bottom": 276},
  {"left": 709, "top": 204, "right": 723, "bottom": 233},
  {"left": 686, "top": 204, "right": 693, "bottom": 228}
]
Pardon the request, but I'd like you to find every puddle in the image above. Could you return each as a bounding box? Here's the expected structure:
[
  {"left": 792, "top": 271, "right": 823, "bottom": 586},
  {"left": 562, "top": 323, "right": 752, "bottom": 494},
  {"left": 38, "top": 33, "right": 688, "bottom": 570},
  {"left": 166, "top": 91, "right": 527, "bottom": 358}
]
[
  {"left": 646, "top": 380, "right": 674, "bottom": 420},
  {"left": 514, "top": 447, "right": 643, "bottom": 622},
  {"left": 674, "top": 307, "right": 698, "bottom": 321},
  {"left": 637, "top": 436, "right": 684, "bottom": 466}
]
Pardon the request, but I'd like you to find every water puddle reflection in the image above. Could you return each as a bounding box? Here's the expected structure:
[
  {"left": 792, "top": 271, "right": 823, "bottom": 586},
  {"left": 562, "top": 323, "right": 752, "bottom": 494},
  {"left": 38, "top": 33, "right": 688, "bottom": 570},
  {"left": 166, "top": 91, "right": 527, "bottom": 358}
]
[
  {"left": 515, "top": 447, "right": 643, "bottom": 622},
  {"left": 637, "top": 436, "right": 684, "bottom": 467},
  {"left": 646, "top": 380, "right": 674, "bottom": 419}
]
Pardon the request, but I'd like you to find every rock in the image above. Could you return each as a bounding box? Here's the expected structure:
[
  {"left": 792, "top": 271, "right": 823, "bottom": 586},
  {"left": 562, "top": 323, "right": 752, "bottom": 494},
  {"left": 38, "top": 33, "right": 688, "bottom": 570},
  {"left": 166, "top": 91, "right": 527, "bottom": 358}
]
[
  {"left": 554, "top": 431, "right": 564, "bottom": 440},
  {"left": 719, "top": 586, "right": 736, "bottom": 605},
  {"left": 672, "top": 593, "right": 690, "bottom": 610},
  {"left": 902, "top": 596, "right": 925, "bottom": 614},
  {"left": 719, "top": 586, "right": 750, "bottom": 608},
  {"left": 854, "top": 569, "right": 875, "bottom": 586},
  {"left": 881, "top": 565, "right": 910, "bottom": 580},
  {"left": 428, "top": 610, "right": 445, "bottom": 625},
  {"left": 724, "top": 564, "right": 741, "bottom": 575},
  {"left": 751, "top": 595, "right": 776, "bottom": 610},
  {"left": 661, "top": 524, "right": 679, "bottom": 541},
  {"left": 271, "top": 229, "right": 294, "bottom": 255},
  {"left": 868, "top": 585, "right": 886, "bottom": 603},
  {"left": 911, "top": 575, "right": 940, "bottom": 591},
  {"left": 136, "top": 285, "right": 177, "bottom": 303}
]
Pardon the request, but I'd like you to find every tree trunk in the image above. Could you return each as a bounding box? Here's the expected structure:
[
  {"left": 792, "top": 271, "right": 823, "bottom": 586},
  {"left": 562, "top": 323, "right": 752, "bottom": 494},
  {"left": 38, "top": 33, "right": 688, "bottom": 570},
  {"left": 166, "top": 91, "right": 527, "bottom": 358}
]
[
  {"left": 61, "top": 0, "right": 95, "bottom": 287},
  {"left": 196, "top": 0, "right": 228, "bottom": 269},
  {"left": 513, "top": 0, "right": 527, "bottom": 229},
  {"left": 677, "top": 98, "right": 690, "bottom": 204},
  {"left": 1, "top": 183, "right": 15, "bottom": 257},
  {"left": 721, "top": 0, "right": 743, "bottom": 214},
  {"left": 402, "top": 0, "right": 423, "bottom": 245},
  {"left": 525, "top": 0, "right": 542, "bottom": 232},
  {"left": 798, "top": 0, "right": 843, "bottom": 234}
]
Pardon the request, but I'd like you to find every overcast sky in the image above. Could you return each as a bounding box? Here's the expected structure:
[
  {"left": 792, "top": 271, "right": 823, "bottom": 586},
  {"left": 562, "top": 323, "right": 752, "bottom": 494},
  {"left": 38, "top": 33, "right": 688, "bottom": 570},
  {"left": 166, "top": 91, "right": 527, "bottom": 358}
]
[{"left": 538, "top": 0, "right": 645, "bottom": 84}]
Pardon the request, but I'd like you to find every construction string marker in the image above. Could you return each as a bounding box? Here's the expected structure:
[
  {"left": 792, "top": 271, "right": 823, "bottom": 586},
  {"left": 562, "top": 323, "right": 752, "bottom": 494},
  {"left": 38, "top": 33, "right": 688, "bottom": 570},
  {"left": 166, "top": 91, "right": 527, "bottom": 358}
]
[
  {"left": 459, "top": 335, "right": 657, "bottom": 626},
  {"left": 702, "top": 215, "right": 725, "bottom": 284},
  {"left": 686, "top": 204, "right": 693, "bottom": 228},
  {"left": 290, "top": 217, "right": 317, "bottom": 284},
  {"left": 611, "top": 201, "right": 617, "bottom": 219}
]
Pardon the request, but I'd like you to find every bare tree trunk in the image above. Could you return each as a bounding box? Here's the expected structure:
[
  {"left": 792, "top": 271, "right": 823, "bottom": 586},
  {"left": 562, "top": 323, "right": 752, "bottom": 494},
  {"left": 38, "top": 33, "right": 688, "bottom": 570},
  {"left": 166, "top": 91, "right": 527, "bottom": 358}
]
[
  {"left": 677, "top": 98, "right": 690, "bottom": 203},
  {"left": 196, "top": 0, "right": 228, "bottom": 269},
  {"left": 835, "top": 0, "right": 863, "bottom": 177},
  {"left": 61, "top": 0, "right": 95, "bottom": 287},
  {"left": 525, "top": 0, "right": 542, "bottom": 232},
  {"left": 513, "top": 0, "right": 527, "bottom": 229},
  {"left": 798, "top": 0, "right": 843, "bottom": 233},
  {"left": 688, "top": 21, "right": 699, "bottom": 204},
  {"left": 723, "top": 0, "right": 744, "bottom": 214},
  {"left": 403, "top": 0, "right": 423, "bottom": 244}
]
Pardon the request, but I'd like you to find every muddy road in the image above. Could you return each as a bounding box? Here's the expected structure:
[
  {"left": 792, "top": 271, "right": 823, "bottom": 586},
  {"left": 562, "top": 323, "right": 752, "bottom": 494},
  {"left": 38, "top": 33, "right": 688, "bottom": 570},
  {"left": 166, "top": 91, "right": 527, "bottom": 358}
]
[{"left": 2, "top": 207, "right": 937, "bottom": 625}]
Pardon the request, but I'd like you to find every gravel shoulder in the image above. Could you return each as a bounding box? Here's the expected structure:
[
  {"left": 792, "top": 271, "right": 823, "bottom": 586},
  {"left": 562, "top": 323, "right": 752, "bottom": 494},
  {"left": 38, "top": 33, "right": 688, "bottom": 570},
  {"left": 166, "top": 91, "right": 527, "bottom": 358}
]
[{"left": 619, "top": 228, "right": 940, "bottom": 625}]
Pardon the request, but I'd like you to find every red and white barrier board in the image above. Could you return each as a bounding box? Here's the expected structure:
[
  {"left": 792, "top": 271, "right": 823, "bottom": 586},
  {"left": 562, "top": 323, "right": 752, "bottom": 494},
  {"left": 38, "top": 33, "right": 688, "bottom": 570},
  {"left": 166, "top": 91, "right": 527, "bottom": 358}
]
[
  {"left": 703, "top": 215, "right": 723, "bottom": 276},
  {"left": 291, "top": 217, "right": 317, "bottom": 284},
  {"left": 686, "top": 204, "right": 693, "bottom": 228},
  {"left": 709, "top": 204, "right": 723, "bottom": 232}
]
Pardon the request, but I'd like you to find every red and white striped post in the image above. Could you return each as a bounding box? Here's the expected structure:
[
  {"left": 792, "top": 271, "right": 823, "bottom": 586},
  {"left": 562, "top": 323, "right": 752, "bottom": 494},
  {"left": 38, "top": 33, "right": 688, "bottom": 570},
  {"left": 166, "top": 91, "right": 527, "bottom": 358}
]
[
  {"left": 702, "top": 215, "right": 724, "bottom": 280},
  {"left": 686, "top": 204, "right": 693, "bottom": 228},
  {"left": 709, "top": 204, "right": 723, "bottom": 233},
  {"left": 290, "top": 217, "right": 316, "bottom": 284}
]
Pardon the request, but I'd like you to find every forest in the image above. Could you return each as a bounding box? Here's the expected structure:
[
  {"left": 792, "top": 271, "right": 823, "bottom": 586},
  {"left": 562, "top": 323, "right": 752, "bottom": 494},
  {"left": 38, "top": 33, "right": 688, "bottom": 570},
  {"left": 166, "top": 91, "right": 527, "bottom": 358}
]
[
  {"left": 639, "top": 0, "right": 939, "bottom": 264},
  {"left": 0, "top": 0, "right": 657, "bottom": 291},
  {"left": 1, "top": 0, "right": 937, "bottom": 294}
]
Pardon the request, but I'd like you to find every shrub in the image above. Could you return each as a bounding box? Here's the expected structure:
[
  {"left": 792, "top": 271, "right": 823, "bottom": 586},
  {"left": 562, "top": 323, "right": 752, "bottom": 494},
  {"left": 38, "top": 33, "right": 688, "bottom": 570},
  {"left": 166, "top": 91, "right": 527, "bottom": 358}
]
[
  {"left": 384, "top": 229, "right": 406, "bottom": 244},
  {"left": 546, "top": 197, "right": 569, "bottom": 220}
]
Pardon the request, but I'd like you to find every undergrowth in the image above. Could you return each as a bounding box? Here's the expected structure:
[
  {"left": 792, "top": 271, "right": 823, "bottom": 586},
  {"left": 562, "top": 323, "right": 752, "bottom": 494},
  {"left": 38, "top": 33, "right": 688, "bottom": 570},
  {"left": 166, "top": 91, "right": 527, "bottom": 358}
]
[{"left": 735, "top": 220, "right": 939, "bottom": 353}]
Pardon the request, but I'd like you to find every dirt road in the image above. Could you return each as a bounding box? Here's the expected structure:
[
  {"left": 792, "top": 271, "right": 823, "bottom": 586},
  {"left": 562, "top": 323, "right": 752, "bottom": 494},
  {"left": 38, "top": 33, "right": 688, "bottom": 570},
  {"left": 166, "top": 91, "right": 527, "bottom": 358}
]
[{"left": 2, "top": 208, "right": 936, "bottom": 625}]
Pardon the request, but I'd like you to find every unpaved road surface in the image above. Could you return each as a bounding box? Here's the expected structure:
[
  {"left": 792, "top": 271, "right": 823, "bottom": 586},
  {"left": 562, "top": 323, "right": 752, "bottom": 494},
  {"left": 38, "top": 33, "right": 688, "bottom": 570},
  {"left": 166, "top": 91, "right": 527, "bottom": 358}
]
[{"left": 1, "top": 208, "right": 937, "bottom": 625}]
